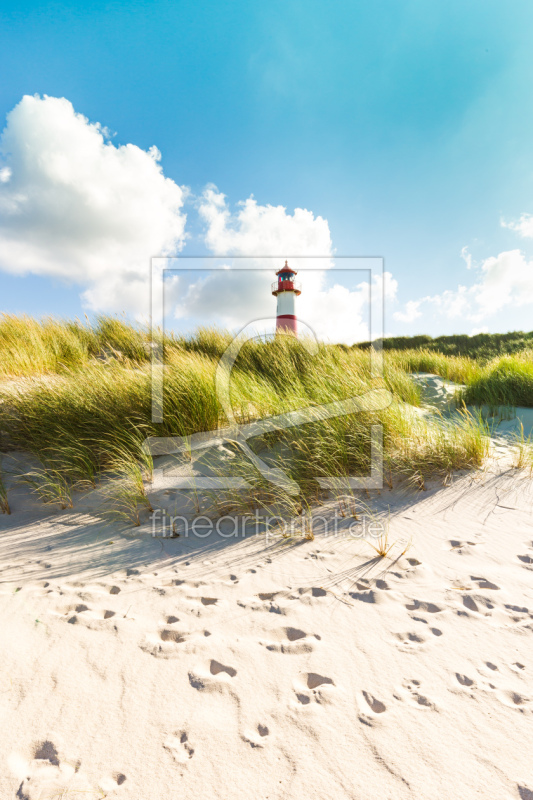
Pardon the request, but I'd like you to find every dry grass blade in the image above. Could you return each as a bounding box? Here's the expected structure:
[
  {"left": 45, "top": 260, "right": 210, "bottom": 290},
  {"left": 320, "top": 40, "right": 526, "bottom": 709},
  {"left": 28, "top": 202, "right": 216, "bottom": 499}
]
[
  {"left": 102, "top": 445, "right": 155, "bottom": 526},
  {"left": 511, "top": 422, "right": 533, "bottom": 471}
]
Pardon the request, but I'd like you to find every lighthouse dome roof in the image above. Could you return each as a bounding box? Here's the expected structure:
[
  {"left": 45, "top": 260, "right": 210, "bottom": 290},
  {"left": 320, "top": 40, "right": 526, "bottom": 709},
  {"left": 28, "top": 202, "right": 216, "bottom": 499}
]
[{"left": 275, "top": 260, "right": 297, "bottom": 276}]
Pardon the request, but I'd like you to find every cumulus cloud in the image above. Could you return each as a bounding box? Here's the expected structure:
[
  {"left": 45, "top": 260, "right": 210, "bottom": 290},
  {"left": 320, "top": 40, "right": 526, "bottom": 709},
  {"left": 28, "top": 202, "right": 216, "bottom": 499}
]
[
  {"left": 393, "top": 299, "right": 423, "bottom": 323},
  {"left": 0, "top": 94, "right": 187, "bottom": 315},
  {"left": 394, "top": 248, "right": 533, "bottom": 327},
  {"left": 0, "top": 96, "right": 396, "bottom": 342},
  {"left": 173, "top": 187, "right": 388, "bottom": 343},
  {"left": 501, "top": 213, "right": 533, "bottom": 239},
  {"left": 200, "top": 185, "right": 333, "bottom": 258}
]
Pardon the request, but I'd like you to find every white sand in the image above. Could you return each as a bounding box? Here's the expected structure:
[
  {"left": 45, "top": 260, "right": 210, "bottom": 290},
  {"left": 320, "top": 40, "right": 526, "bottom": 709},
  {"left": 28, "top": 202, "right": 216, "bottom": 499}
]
[
  {"left": 1, "top": 446, "right": 533, "bottom": 800},
  {"left": 412, "top": 372, "right": 533, "bottom": 439}
]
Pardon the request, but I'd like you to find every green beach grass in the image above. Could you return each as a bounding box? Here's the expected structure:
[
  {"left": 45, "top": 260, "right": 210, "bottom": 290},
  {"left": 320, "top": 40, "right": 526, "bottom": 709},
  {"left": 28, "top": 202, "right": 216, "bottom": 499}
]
[{"left": 0, "top": 315, "right": 495, "bottom": 520}]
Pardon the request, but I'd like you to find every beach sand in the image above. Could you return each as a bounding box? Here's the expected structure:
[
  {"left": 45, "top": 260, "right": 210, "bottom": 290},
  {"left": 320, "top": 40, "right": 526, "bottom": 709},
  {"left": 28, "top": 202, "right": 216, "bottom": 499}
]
[{"left": 1, "top": 437, "right": 533, "bottom": 799}]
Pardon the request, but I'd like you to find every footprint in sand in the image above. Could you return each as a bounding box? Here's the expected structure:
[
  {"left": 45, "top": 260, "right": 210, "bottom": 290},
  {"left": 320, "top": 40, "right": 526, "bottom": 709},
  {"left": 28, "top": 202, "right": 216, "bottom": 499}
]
[
  {"left": 401, "top": 680, "right": 436, "bottom": 710},
  {"left": 188, "top": 659, "right": 238, "bottom": 690},
  {"left": 449, "top": 540, "right": 479, "bottom": 554},
  {"left": 455, "top": 673, "right": 475, "bottom": 688},
  {"left": 349, "top": 590, "right": 380, "bottom": 604},
  {"left": 409, "top": 615, "right": 443, "bottom": 635},
  {"left": 503, "top": 604, "right": 533, "bottom": 626},
  {"left": 164, "top": 731, "right": 195, "bottom": 763},
  {"left": 358, "top": 690, "right": 387, "bottom": 726},
  {"left": 140, "top": 628, "right": 197, "bottom": 658},
  {"left": 394, "top": 630, "right": 427, "bottom": 649},
  {"left": 294, "top": 672, "right": 335, "bottom": 705},
  {"left": 306, "top": 672, "right": 334, "bottom": 690},
  {"left": 262, "top": 627, "right": 320, "bottom": 654},
  {"left": 496, "top": 689, "right": 531, "bottom": 711},
  {"left": 210, "top": 659, "right": 237, "bottom": 677},
  {"left": 461, "top": 594, "right": 495, "bottom": 615},
  {"left": 160, "top": 629, "right": 187, "bottom": 643},
  {"left": 459, "top": 665, "right": 530, "bottom": 707},
  {"left": 405, "top": 600, "right": 442, "bottom": 614},
  {"left": 471, "top": 576, "right": 500, "bottom": 591},
  {"left": 14, "top": 740, "right": 113, "bottom": 800},
  {"left": 54, "top": 604, "right": 119, "bottom": 629},
  {"left": 99, "top": 772, "right": 128, "bottom": 791},
  {"left": 242, "top": 724, "right": 270, "bottom": 748}
]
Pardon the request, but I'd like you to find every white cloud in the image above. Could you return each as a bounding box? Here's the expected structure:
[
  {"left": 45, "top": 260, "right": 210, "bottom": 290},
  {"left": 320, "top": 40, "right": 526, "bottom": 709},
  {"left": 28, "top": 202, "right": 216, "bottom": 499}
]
[
  {"left": 431, "top": 285, "right": 471, "bottom": 318},
  {"left": 176, "top": 187, "right": 389, "bottom": 343},
  {"left": 0, "top": 97, "right": 397, "bottom": 343},
  {"left": 460, "top": 246, "right": 473, "bottom": 269},
  {"left": 501, "top": 213, "right": 533, "bottom": 239},
  {"left": 0, "top": 94, "right": 187, "bottom": 315},
  {"left": 394, "top": 246, "right": 533, "bottom": 328},
  {"left": 200, "top": 185, "right": 333, "bottom": 258},
  {"left": 393, "top": 299, "right": 423, "bottom": 323},
  {"left": 473, "top": 249, "right": 533, "bottom": 316},
  {"left": 471, "top": 326, "right": 488, "bottom": 336}
]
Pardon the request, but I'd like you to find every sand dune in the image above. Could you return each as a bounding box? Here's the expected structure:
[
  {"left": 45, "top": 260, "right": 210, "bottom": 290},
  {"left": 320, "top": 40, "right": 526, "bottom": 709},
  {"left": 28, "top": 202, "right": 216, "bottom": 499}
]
[{"left": 1, "top": 447, "right": 533, "bottom": 799}]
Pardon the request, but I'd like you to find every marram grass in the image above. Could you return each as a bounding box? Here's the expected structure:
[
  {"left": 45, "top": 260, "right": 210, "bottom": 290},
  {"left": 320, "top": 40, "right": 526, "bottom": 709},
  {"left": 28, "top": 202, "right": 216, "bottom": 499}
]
[
  {"left": 0, "top": 316, "right": 514, "bottom": 521},
  {"left": 461, "top": 353, "right": 533, "bottom": 408}
]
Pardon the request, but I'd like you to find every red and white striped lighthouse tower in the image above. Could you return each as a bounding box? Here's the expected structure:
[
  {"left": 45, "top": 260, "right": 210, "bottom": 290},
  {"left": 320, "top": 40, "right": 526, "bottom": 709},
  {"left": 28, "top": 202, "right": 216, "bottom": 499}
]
[{"left": 272, "top": 261, "right": 301, "bottom": 336}]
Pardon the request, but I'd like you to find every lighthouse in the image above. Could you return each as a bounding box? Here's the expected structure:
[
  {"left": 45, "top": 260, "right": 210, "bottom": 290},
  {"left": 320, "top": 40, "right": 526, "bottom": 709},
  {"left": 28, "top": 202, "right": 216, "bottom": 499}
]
[{"left": 272, "top": 261, "right": 301, "bottom": 336}]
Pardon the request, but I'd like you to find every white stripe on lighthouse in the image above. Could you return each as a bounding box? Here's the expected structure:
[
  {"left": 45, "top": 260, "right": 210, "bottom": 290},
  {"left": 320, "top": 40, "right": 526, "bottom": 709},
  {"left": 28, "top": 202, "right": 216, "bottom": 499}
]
[{"left": 276, "top": 291, "right": 296, "bottom": 317}]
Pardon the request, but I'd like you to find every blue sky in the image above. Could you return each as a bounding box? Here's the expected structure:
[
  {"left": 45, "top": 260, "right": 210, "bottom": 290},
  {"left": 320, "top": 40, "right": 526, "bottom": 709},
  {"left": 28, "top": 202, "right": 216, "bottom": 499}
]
[{"left": 1, "top": 0, "right": 533, "bottom": 339}]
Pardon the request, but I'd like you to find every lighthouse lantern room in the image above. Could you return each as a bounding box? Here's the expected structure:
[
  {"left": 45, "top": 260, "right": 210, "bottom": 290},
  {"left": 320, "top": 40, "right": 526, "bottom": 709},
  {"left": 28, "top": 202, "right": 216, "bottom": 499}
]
[{"left": 272, "top": 260, "right": 301, "bottom": 336}]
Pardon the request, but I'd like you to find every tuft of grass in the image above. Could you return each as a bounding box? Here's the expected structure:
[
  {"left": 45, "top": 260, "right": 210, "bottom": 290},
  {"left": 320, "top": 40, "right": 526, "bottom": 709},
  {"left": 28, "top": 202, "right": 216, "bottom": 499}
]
[
  {"left": 103, "top": 446, "right": 154, "bottom": 527},
  {"left": 511, "top": 422, "right": 533, "bottom": 471},
  {"left": 364, "top": 511, "right": 411, "bottom": 559},
  {"left": 384, "top": 349, "right": 480, "bottom": 386},
  {"left": 0, "top": 313, "right": 154, "bottom": 377},
  {"left": 366, "top": 515, "right": 394, "bottom": 558},
  {"left": 461, "top": 353, "right": 533, "bottom": 408},
  {"left": 21, "top": 468, "right": 73, "bottom": 509},
  {"left": 367, "top": 532, "right": 394, "bottom": 558}
]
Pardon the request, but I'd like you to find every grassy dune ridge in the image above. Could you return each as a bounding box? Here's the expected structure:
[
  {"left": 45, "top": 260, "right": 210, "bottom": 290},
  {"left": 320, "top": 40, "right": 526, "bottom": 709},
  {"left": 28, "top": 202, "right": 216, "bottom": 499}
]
[
  {"left": 359, "top": 330, "right": 533, "bottom": 361},
  {"left": 0, "top": 316, "right": 496, "bottom": 511},
  {"left": 386, "top": 347, "right": 533, "bottom": 407}
]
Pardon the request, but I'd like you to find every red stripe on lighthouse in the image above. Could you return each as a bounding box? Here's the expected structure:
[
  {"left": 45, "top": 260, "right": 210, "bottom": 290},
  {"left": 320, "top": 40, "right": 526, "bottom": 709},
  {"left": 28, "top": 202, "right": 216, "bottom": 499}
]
[{"left": 276, "top": 314, "right": 297, "bottom": 334}]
